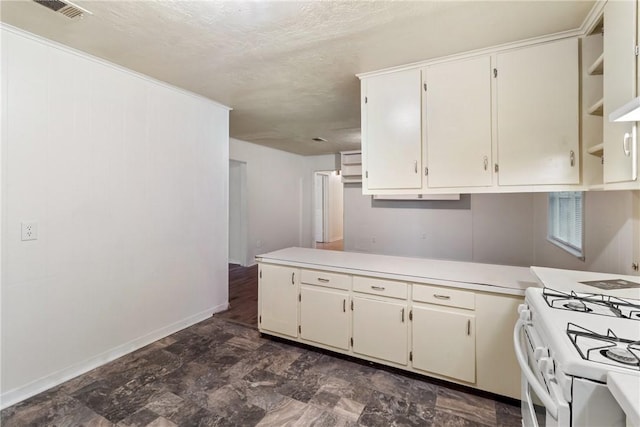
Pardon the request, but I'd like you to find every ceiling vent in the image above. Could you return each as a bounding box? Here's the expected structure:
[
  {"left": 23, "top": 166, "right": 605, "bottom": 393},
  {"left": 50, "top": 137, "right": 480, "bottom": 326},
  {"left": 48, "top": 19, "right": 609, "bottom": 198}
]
[{"left": 33, "top": 0, "right": 92, "bottom": 20}]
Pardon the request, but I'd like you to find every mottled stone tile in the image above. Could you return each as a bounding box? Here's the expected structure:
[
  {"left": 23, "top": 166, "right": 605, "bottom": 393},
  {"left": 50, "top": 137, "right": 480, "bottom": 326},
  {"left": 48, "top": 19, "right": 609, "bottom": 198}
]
[
  {"left": 436, "top": 387, "right": 497, "bottom": 426},
  {"left": 145, "top": 417, "right": 179, "bottom": 427},
  {"left": 1, "top": 393, "right": 86, "bottom": 426},
  {"left": 496, "top": 401, "right": 522, "bottom": 427},
  {"left": 432, "top": 409, "right": 488, "bottom": 427},
  {"left": 71, "top": 379, "right": 161, "bottom": 423},
  {"left": 163, "top": 334, "right": 218, "bottom": 364},
  {"left": 116, "top": 408, "right": 159, "bottom": 427},
  {"left": 367, "top": 369, "right": 437, "bottom": 405},
  {"left": 157, "top": 362, "right": 226, "bottom": 408},
  {"left": 256, "top": 397, "right": 307, "bottom": 427},
  {"left": 308, "top": 390, "right": 341, "bottom": 410},
  {"left": 220, "top": 321, "right": 261, "bottom": 341},
  {"left": 333, "top": 397, "right": 365, "bottom": 421},
  {"left": 245, "top": 385, "right": 289, "bottom": 411},
  {"left": 214, "top": 403, "right": 266, "bottom": 427},
  {"left": 275, "top": 373, "right": 322, "bottom": 403},
  {"left": 293, "top": 405, "right": 357, "bottom": 427},
  {"left": 317, "top": 376, "right": 374, "bottom": 406},
  {"left": 358, "top": 391, "right": 411, "bottom": 426},
  {"left": 226, "top": 336, "right": 264, "bottom": 351}
]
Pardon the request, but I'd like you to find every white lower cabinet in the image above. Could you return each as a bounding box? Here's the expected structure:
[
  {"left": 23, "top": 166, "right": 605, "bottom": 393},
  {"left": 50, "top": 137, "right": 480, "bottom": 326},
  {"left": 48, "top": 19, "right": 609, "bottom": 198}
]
[
  {"left": 258, "top": 263, "right": 299, "bottom": 338},
  {"left": 300, "top": 285, "right": 350, "bottom": 350},
  {"left": 352, "top": 296, "right": 408, "bottom": 365},
  {"left": 258, "top": 260, "right": 522, "bottom": 399},
  {"left": 412, "top": 305, "right": 476, "bottom": 383}
]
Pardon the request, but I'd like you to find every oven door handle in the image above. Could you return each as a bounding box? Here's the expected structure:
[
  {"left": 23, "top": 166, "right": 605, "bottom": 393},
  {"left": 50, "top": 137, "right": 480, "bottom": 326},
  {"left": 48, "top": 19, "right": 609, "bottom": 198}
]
[{"left": 513, "top": 318, "right": 559, "bottom": 420}]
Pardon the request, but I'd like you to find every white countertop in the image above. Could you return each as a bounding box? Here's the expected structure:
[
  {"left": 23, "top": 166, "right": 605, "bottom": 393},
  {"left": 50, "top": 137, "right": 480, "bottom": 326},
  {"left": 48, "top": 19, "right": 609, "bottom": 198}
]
[
  {"left": 531, "top": 266, "right": 640, "bottom": 300},
  {"left": 256, "top": 247, "right": 538, "bottom": 296},
  {"left": 607, "top": 372, "right": 640, "bottom": 427}
]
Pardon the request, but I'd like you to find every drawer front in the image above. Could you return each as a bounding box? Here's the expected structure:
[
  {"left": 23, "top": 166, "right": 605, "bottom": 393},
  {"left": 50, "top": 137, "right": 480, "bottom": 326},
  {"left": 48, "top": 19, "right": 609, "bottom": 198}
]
[
  {"left": 301, "top": 269, "right": 351, "bottom": 290},
  {"left": 342, "top": 164, "right": 362, "bottom": 176},
  {"left": 413, "top": 284, "right": 475, "bottom": 310},
  {"left": 353, "top": 276, "right": 407, "bottom": 299}
]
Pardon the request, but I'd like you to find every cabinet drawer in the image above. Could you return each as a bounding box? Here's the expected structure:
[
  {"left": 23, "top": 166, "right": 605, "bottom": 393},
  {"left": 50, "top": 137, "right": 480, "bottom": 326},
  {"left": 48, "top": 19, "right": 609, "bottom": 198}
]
[
  {"left": 353, "top": 276, "right": 407, "bottom": 299},
  {"left": 413, "top": 284, "right": 475, "bottom": 310},
  {"left": 300, "top": 269, "right": 351, "bottom": 290}
]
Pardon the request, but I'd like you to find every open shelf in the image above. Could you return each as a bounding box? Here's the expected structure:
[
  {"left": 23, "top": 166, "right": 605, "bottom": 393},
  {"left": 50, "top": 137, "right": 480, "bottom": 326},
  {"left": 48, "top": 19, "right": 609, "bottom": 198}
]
[
  {"left": 588, "top": 52, "right": 604, "bottom": 75},
  {"left": 587, "top": 142, "right": 604, "bottom": 157},
  {"left": 587, "top": 98, "right": 604, "bottom": 116}
]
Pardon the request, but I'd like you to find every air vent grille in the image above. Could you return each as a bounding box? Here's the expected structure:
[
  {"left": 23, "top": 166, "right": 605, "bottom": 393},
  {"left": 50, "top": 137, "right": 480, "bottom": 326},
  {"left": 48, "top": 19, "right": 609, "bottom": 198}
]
[{"left": 33, "top": 0, "right": 91, "bottom": 19}]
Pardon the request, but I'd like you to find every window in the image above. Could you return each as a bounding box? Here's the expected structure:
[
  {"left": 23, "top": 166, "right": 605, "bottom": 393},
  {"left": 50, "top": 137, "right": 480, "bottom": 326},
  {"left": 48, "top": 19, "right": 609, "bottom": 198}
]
[{"left": 548, "top": 192, "right": 584, "bottom": 259}]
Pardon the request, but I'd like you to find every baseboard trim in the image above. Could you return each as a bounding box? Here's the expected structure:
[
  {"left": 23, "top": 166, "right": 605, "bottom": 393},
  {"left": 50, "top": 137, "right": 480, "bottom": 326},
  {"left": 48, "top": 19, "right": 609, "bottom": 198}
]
[{"left": 0, "top": 303, "right": 228, "bottom": 409}]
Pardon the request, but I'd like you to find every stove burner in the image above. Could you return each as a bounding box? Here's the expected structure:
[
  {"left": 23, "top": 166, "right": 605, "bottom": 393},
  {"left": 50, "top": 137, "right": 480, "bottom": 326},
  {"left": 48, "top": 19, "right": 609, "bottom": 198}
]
[
  {"left": 601, "top": 348, "right": 639, "bottom": 366},
  {"left": 563, "top": 300, "right": 592, "bottom": 312}
]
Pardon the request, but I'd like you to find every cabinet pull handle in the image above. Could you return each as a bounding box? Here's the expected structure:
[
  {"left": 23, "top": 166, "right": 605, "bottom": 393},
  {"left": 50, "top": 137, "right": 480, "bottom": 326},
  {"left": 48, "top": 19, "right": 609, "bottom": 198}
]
[
  {"left": 343, "top": 299, "right": 346, "bottom": 312},
  {"left": 467, "top": 319, "right": 471, "bottom": 335},
  {"left": 569, "top": 150, "right": 575, "bottom": 167},
  {"left": 317, "top": 277, "right": 329, "bottom": 283},
  {"left": 291, "top": 272, "right": 295, "bottom": 285},
  {"left": 483, "top": 156, "right": 488, "bottom": 171},
  {"left": 414, "top": 160, "right": 418, "bottom": 173},
  {"left": 433, "top": 294, "right": 451, "bottom": 300},
  {"left": 401, "top": 308, "right": 405, "bottom": 323},
  {"left": 371, "top": 286, "right": 385, "bottom": 291},
  {"left": 623, "top": 133, "right": 632, "bottom": 156}
]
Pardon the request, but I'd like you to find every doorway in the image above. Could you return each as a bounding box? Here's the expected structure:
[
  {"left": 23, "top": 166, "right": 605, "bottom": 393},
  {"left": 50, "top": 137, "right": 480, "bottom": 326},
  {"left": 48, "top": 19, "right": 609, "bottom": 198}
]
[
  {"left": 314, "top": 170, "right": 344, "bottom": 250},
  {"left": 229, "top": 159, "right": 248, "bottom": 266}
]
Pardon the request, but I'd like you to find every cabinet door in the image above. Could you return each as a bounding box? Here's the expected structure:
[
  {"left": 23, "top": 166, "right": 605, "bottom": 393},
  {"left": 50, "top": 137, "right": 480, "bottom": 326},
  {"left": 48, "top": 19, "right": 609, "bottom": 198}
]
[
  {"left": 425, "top": 56, "right": 493, "bottom": 188},
  {"left": 362, "top": 69, "right": 422, "bottom": 190},
  {"left": 352, "top": 296, "right": 408, "bottom": 365},
  {"left": 496, "top": 38, "right": 580, "bottom": 186},
  {"left": 412, "top": 306, "right": 475, "bottom": 383},
  {"left": 300, "top": 286, "right": 349, "bottom": 350},
  {"left": 259, "top": 264, "right": 299, "bottom": 338},
  {"left": 603, "top": 0, "right": 638, "bottom": 184}
]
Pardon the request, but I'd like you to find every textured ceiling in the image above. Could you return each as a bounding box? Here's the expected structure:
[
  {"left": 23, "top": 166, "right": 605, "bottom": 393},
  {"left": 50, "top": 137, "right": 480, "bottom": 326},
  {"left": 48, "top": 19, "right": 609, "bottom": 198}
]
[{"left": 1, "top": 0, "right": 595, "bottom": 155}]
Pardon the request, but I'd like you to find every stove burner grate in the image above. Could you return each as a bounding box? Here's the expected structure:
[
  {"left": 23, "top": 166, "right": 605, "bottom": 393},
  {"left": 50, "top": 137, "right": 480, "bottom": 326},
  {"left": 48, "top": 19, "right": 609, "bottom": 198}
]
[
  {"left": 543, "top": 287, "right": 640, "bottom": 320},
  {"left": 566, "top": 323, "right": 640, "bottom": 371}
]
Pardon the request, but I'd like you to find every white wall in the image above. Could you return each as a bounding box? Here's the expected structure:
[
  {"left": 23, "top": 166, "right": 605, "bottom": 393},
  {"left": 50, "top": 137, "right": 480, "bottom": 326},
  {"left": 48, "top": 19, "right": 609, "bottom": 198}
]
[
  {"left": 1, "top": 27, "right": 230, "bottom": 407},
  {"left": 229, "top": 138, "right": 336, "bottom": 263},
  {"left": 229, "top": 160, "right": 247, "bottom": 265},
  {"left": 344, "top": 186, "right": 638, "bottom": 274},
  {"left": 327, "top": 172, "right": 343, "bottom": 242}
]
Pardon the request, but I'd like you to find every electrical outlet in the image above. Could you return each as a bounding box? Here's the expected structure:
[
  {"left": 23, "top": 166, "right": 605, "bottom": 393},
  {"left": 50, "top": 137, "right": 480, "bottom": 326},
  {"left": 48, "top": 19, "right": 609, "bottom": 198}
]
[{"left": 21, "top": 221, "right": 38, "bottom": 241}]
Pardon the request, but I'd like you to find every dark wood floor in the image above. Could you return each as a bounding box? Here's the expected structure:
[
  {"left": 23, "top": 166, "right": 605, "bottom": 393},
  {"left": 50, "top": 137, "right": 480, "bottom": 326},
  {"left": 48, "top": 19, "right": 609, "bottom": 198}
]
[{"left": 216, "top": 263, "right": 258, "bottom": 326}]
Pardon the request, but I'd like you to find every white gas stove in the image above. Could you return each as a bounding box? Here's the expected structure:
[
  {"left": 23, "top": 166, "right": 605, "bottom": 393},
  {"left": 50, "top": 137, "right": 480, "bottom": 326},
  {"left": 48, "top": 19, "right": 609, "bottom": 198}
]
[{"left": 515, "top": 286, "right": 640, "bottom": 427}]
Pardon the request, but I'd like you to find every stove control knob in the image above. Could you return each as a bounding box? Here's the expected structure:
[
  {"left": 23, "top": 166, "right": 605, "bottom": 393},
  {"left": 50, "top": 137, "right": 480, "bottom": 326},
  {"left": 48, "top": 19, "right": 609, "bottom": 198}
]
[
  {"left": 538, "top": 357, "right": 555, "bottom": 377},
  {"left": 534, "top": 347, "right": 550, "bottom": 360}
]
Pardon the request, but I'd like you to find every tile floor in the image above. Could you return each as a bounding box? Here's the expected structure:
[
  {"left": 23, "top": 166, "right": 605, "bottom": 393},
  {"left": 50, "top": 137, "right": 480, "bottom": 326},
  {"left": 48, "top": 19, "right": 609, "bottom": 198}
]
[{"left": 1, "top": 316, "right": 522, "bottom": 426}]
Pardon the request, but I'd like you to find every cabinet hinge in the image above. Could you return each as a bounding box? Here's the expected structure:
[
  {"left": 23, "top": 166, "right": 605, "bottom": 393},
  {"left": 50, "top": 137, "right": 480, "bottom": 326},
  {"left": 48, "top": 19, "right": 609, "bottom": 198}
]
[
  {"left": 365, "top": 170, "right": 368, "bottom": 179},
  {"left": 350, "top": 337, "right": 353, "bottom": 346},
  {"left": 423, "top": 83, "right": 427, "bottom": 92},
  {"left": 409, "top": 310, "right": 413, "bottom": 321},
  {"left": 425, "top": 167, "right": 428, "bottom": 176},
  {"left": 365, "top": 96, "right": 368, "bottom": 104},
  {"left": 351, "top": 300, "right": 354, "bottom": 310},
  {"left": 494, "top": 163, "right": 499, "bottom": 173},
  {"left": 635, "top": 45, "right": 639, "bottom": 56},
  {"left": 298, "top": 325, "right": 301, "bottom": 334},
  {"left": 298, "top": 294, "right": 301, "bottom": 302},
  {"left": 259, "top": 270, "right": 262, "bottom": 279},
  {"left": 493, "top": 68, "right": 498, "bottom": 78},
  {"left": 259, "top": 315, "right": 261, "bottom": 324},
  {"left": 409, "top": 351, "right": 413, "bottom": 362}
]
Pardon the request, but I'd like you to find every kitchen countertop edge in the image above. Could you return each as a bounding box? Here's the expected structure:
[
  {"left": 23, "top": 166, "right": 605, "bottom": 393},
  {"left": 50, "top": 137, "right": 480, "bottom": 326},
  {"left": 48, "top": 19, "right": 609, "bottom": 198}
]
[{"left": 256, "top": 247, "right": 539, "bottom": 297}]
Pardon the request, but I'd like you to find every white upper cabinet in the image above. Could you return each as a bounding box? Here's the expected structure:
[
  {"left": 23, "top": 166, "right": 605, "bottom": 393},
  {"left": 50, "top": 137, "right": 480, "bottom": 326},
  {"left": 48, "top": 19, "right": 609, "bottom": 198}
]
[
  {"left": 496, "top": 38, "right": 580, "bottom": 186},
  {"left": 424, "top": 56, "right": 493, "bottom": 188},
  {"left": 603, "top": 0, "right": 638, "bottom": 184},
  {"left": 362, "top": 69, "right": 422, "bottom": 191}
]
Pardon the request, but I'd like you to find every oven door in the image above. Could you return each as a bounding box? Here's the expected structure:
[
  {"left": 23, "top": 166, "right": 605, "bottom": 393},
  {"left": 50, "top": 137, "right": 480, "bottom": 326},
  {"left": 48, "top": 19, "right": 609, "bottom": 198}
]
[{"left": 514, "top": 312, "right": 570, "bottom": 427}]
